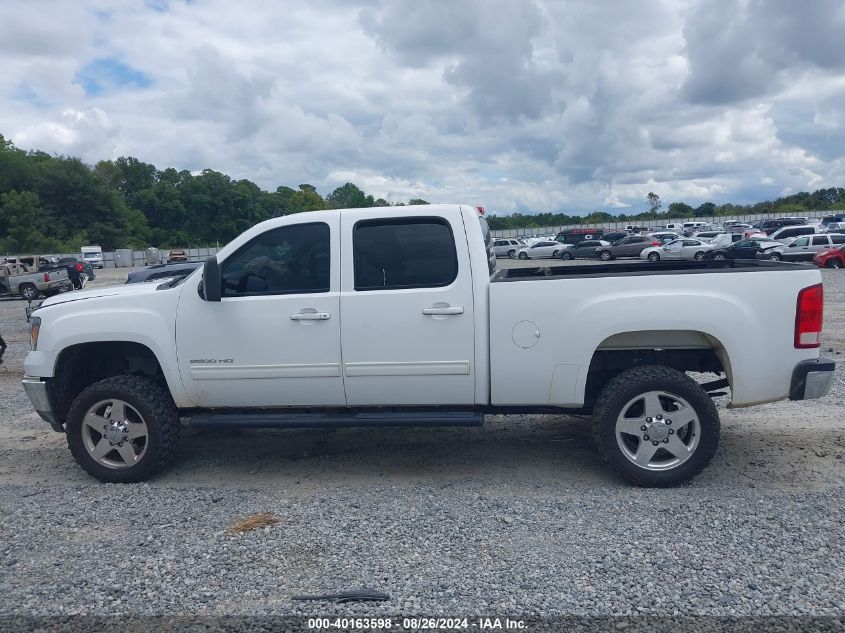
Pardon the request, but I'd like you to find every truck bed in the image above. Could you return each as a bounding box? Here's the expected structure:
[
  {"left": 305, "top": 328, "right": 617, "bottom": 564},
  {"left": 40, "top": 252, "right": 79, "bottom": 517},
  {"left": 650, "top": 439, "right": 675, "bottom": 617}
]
[
  {"left": 492, "top": 258, "right": 808, "bottom": 282},
  {"left": 488, "top": 258, "right": 822, "bottom": 409}
]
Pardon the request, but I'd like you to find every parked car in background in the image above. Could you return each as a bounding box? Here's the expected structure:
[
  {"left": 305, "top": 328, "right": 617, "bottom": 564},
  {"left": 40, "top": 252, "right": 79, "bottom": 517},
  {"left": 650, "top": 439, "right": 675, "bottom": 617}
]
[
  {"left": 0, "top": 262, "right": 72, "bottom": 300},
  {"left": 600, "top": 231, "right": 629, "bottom": 243},
  {"left": 126, "top": 261, "right": 203, "bottom": 284},
  {"left": 640, "top": 238, "right": 718, "bottom": 262},
  {"left": 167, "top": 249, "right": 190, "bottom": 263},
  {"left": 81, "top": 245, "right": 104, "bottom": 269},
  {"left": 515, "top": 241, "right": 564, "bottom": 260},
  {"left": 726, "top": 223, "right": 753, "bottom": 234},
  {"left": 751, "top": 218, "right": 806, "bottom": 236},
  {"left": 647, "top": 231, "right": 682, "bottom": 244},
  {"left": 492, "top": 238, "right": 525, "bottom": 258},
  {"left": 554, "top": 228, "right": 605, "bottom": 245},
  {"left": 813, "top": 244, "right": 845, "bottom": 269},
  {"left": 691, "top": 230, "right": 725, "bottom": 241},
  {"left": 770, "top": 225, "right": 818, "bottom": 243},
  {"left": 823, "top": 221, "right": 845, "bottom": 234},
  {"left": 624, "top": 225, "right": 647, "bottom": 233},
  {"left": 764, "top": 234, "right": 845, "bottom": 262},
  {"left": 555, "top": 240, "right": 610, "bottom": 260},
  {"left": 820, "top": 213, "right": 845, "bottom": 230},
  {"left": 39, "top": 257, "right": 95, "bottom": 290},
  {"left": 595, "top": 235, "right": 659, "bottom": 260},
  {"left": 681, "top": 221, "right": 709, "bottom": 236},
  {"left": 703, "top": 237, "right": 781, "bottom": 261}
]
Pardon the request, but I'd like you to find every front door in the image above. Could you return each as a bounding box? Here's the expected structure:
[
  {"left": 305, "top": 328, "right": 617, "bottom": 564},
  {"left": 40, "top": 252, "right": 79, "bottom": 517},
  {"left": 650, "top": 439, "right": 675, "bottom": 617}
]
[
  {"left": 339, "top": 208, "right": 476, "bottom": 406},
  {"left": 175, "top": 213, "right": 346, "bottom": 408}
]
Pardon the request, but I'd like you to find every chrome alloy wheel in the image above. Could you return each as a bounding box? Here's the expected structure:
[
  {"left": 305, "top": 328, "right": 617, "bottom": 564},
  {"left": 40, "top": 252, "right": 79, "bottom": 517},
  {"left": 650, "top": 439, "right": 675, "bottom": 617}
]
[
  {"left": 81, "top": 398, "right": 149, "bottom": 469},
  {"left": 615, "top": 390, "right": 700, "bottom": 471}
]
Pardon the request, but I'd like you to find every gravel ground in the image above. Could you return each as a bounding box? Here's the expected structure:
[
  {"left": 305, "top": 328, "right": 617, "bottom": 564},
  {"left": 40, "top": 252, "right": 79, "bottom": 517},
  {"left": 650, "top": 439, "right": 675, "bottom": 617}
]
[{"left": 0, "top": 263, "right": 844, "bottom": 628}]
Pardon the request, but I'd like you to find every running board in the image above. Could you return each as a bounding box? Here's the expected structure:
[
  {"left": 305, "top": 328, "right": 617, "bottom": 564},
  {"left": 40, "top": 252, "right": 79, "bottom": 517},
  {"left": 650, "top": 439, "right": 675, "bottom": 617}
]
[{"left": 189, "top": 411, "right": 484, "bottom": 430}]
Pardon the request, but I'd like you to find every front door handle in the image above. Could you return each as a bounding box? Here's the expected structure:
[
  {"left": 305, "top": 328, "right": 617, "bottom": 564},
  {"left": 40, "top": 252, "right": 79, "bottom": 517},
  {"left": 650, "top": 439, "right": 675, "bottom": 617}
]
[
  {"left": 422, "top": 306, "right": 464, "bottom": 316},
  {"left": 291, "top": 312, "right": 331, "bottom": 320}
]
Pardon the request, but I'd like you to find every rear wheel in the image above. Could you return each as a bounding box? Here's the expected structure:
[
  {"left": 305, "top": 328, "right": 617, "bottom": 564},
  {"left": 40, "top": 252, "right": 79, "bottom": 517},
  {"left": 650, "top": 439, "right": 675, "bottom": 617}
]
[
  {"left": 560, "top": 252, "right": 573, "bottom": 260},
  {"left": 507, "top": 249, "right": 516, "bottom": 259},
  {"left": 552, "top": 251, "right": 560, "bottom": 259},
  {"left": 592, "top": 365, "right": 719, "bottom": 487},
  {"left": 66, "top": 375, "right": 181, "bottom": 483},
  {"left": 19, "top": 284, "right": 39, "bottom": 301},
  {"left": 599, "top": 250, "right": 613, "bottom": 261},
  {"left": 828, "top": 259, "right": 842, "bottom": 269},
  {"left": 518, "top": 252, "right": 528, "bottom": 260},
  {"left": 647, "top": 252, "right": 660, "bottom": 262}
]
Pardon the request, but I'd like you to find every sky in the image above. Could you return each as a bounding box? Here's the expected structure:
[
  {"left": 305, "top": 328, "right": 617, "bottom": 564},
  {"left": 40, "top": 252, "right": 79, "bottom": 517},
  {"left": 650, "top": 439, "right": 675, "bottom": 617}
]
[{"left": 2, "top": 0, "right": 844, "bottom": 214}]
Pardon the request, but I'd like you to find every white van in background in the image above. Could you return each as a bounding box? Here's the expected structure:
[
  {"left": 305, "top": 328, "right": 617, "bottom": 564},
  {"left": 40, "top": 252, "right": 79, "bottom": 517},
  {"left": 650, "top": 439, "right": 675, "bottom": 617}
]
[{"left": 81, "top": 245, "right": 104, "bottom": 269}]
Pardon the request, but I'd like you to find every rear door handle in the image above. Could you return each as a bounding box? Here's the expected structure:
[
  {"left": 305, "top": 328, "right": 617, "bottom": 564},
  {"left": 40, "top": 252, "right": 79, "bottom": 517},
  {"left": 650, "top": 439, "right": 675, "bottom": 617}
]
[
  {"left": 422, "top": 306, "right": 464, "bottom": 316},
  {"left": 290, "top": 312, "right": 331, "bottom": 320}
]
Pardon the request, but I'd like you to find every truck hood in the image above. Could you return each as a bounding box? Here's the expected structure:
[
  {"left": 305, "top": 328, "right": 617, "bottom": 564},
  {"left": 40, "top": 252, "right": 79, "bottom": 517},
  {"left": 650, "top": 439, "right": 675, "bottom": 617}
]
[{"left": 40, "top": 282, "right": 165, "bottom": 308}]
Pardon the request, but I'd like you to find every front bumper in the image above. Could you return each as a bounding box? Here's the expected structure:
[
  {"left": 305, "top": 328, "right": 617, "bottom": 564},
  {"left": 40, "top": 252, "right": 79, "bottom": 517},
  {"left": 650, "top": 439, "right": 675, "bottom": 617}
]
[
  {"left": 21, "top": 376, "right": 63, "bottom": 432},
  {"left": 790, "top": 357, "right": 836, "bottom": 400}
]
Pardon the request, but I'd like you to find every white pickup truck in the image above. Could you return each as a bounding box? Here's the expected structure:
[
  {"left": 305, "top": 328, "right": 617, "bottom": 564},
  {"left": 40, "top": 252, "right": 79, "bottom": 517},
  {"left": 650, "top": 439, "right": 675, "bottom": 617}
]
[{"left": 22, "top": 205, "right": 834, "bottom": 486}]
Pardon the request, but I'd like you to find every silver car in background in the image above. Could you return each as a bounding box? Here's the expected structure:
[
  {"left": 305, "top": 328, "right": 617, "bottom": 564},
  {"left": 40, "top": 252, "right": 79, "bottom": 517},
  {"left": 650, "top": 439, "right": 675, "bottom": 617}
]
[{"left": 515, "top": 240, "right": 565, "bottom": 260}]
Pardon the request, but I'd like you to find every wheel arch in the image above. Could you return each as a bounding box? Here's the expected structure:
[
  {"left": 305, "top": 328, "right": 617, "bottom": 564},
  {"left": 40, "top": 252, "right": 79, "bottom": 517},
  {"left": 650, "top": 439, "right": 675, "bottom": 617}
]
[
  {"left": 581, "top": 329, "right": 733, "bottom": 408},
  {"left": 50, "top": 341, "right": 179, "bottom": 424}
]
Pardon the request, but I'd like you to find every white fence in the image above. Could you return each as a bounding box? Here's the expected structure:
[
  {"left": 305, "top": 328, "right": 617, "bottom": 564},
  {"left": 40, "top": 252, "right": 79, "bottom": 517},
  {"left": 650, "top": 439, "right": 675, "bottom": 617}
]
[
  {"left": 2, "top": 247, "right": 222, "bottom": 268},
  {"left": 489, "top": 209, "right": 832, "bottom": 238}
]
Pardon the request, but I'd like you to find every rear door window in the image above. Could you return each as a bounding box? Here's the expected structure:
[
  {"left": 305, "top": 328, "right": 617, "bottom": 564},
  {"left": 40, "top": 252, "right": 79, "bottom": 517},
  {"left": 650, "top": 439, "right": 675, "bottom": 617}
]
[
  {"left": 353, "top": 217, "right": 458, "bottom": 291},
  {"left": 812, "top": 236, "right": 829, "bottom": 246}
]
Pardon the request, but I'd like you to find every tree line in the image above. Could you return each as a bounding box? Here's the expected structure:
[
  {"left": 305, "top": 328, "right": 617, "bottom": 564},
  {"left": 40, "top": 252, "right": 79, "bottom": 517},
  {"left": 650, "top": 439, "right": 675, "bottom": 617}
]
[
  {"left": 0, "top": 134, "right": 429, "bottom": 253},
  {"left": 2, "top": 133, "right": 844, "bottom": 252},
  {"left": 485, "top": 189, "right": 845, "bottom": 231}
]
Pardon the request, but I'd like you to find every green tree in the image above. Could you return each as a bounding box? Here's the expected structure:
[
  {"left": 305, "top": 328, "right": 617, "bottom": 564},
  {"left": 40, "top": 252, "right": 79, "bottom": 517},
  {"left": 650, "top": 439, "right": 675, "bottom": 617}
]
[{"left": 327, "top": 182, "right": 370, "bottom": 209}]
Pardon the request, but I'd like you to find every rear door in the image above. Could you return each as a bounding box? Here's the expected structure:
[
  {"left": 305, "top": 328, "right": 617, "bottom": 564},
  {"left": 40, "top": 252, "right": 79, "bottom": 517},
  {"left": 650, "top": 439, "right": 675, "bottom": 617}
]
[{"left": 339, "top": 208, "right": 476, "bottom": 406}]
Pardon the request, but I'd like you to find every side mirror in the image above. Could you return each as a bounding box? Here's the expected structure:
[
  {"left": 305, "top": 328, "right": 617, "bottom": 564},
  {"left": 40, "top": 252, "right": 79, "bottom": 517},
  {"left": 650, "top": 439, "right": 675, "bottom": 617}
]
[{"left": 202, "top": 256, "right": 222, "bottom": 302}]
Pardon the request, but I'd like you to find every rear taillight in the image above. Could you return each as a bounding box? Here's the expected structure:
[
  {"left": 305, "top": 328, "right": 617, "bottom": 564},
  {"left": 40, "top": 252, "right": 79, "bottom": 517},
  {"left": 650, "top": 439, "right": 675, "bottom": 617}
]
[
  {"left": 651, "top": 241, "right": 659, "bottom": 246},
  {"left": 43, "top": 272, "right": 49, "bottom": 282},
  {"left": 795, "top": 283, "right": 823, "bottom": 348}
]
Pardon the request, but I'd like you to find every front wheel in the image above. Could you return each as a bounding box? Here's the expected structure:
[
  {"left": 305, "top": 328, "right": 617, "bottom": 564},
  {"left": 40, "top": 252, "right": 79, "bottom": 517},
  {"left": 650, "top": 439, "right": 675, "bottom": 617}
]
[
  {"left": 560, "top": 252, "right": 573, "bottom": 260},
  {"left": 598, "top": 250, "right": 613, "bottom": 261},
  {"left": 713, "top": 253, "right": 726, "bottom": 261},
  {"left": 518, "top": 252, "right": 528, "bottom": 260},
  {"left": 592, "top": 365, "right": 719, "bottom": 487},
  {"left": 768, "top": 253, "right": 782, "bottom": 261},
  {"left": 828, "top": 259, "right": 842, "bottom": 269},
  {"left": 66, "top": 375, "right": 181, "bottom": 483},
  {"left": 507, "top": 249, "right": 516, "bottom": 259},
  {"left": 19, "top": 284, "right": 39, "bottom": 301},
  {"left": 647, "top": 252, "right": 660, "bottom": 262}
]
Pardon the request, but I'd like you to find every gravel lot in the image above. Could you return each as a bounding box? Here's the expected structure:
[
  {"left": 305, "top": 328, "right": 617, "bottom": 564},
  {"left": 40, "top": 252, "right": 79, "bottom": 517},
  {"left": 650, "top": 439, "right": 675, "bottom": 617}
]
[{"left": 1, "top": 262, "right": 844, "bottom": 628}]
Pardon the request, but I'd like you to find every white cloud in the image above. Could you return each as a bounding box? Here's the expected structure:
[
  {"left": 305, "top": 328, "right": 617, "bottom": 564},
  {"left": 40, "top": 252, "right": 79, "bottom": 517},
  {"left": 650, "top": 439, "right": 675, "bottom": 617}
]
[{"left": 1, "top": 0, "right": 844, "bottom": 214}]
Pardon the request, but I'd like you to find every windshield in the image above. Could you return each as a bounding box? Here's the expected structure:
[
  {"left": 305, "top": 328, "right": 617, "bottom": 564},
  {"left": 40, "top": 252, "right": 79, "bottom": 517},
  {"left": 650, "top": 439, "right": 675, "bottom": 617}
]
[{"left": 83, "top": 252, "right": 99, "bottom": 258}]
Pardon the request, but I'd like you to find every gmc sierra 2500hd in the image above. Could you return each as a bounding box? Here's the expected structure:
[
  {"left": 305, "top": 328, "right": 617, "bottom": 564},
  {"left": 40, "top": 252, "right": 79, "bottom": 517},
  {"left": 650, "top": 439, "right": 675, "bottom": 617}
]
[{"left": 22, "top": 205, "right": 834, "bottom": 486}]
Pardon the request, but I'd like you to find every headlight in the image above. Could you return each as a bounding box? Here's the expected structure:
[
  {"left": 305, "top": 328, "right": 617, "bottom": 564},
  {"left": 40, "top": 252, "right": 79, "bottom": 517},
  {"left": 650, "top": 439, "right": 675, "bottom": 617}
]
[{"left": 30, "top": 317, "right": 41, "bottom": 350}]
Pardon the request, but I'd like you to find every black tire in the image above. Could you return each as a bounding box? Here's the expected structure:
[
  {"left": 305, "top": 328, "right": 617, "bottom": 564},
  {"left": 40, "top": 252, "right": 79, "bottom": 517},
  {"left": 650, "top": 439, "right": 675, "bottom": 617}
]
[
  {"left": 552, "top": 250, "right": 560, "bottom": 259},
  {"left": 647, "top": 252, "right": 660, "bottom": 262},
  {"left": 592, "top": 365, "right": 720, "bottom": 487},
  {"left": 598, "top": 250, "right": 613, "bottom": 261},
  {"left": 66, "top": 375, "right": 181, "bottom": 483},
  {"left": 20, "top": 284, "right": 39, "bottom": 301},
  {"left": 768, "top": 253, "right": 781, "bottom": 261},
  {"left": 693, "top": 251, "right": 705, "bottom": 261},
  {"left": 560, "top": 252, "right": 573, "bottom": 260},
  {"left": 518, "top": 252, "right": 528, "bottom": 260},
  {"left": 828, "top": 259, "right": 842, "bottom": 269},
  {"left": 507, "top": 249, "right": 516, "bottom": 259},
  {"left": 713, "top": 253, "right": 726, "bottom": 261}
]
